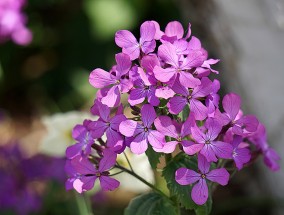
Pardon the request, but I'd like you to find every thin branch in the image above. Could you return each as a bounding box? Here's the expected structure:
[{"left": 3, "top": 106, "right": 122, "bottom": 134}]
[{"left": 123, "top": 151, "right": 134, "bottom": 172}]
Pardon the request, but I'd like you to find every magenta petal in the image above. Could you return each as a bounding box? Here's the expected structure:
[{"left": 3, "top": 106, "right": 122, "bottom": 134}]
[
  {"left": 165, "top": 21, "right": 184, "bottom": 39},
  {"left": 180, "top": 113, "right": 195, "bottom": 137},
  {"left": 207, "top": 168, "right": 229, "bottom": 186},
  {"left": 119, "top": 120, "right": 138, "bottom": 137},
  {"left": 200, "top": 144, "right": 218, "bottom": 162},
  {"left": 106, "top": 128, "right": 124, "bottom": 151},
  {"left": 66, "top": 143, "right": 85, "bottom": 159},
  {"left": 99, "top": 149, "right": 117, "bottom": 172},
  {"left": 158, "top": 42, "right": 179, "bottom": 67},
  {"left": 130, "top": 133, "right": 148, "bottom": 154},
  {"left": 115, "top": 53, "right": 131, "bottom": 75},
  {"left": 81, "top": 176, "right": 97, "bottom": 192},
  {"left": 191, "top": 179, "right": 208, "bottom": 205},
  {"left": 188, "top": 36, "right": 202, "bottom": 50},
  {"left": 192, "top": 77, "right": 213, "bottom": 98},
  {"left": 73, "top": 179, "right": 84, "bottom": 193},
  {"left": 89, "top": 68, "right": 115, "bottom": 88},
  {"left": 123, "top": 46, "right": 140, "bottom": 60},
  {"left": 182, "top": 140, "right": 203, "bottom": 155},
  {"left": 99, "top": 176, "right": 120, "bottom": 191},
  {"left": 191, "top": 125, "right": 206, "bottom": 144},
  {"left": 141, "top": 40, "right": 156, "bottom": 54},
  {"left": 119, "top": 79, "right": 133, "bottom": 93},
  {"left": 141, "top": 55, "right": 160, "bottom": 74},
  {"left": 172, "top": 78, "right": 189, "bottom": 96},
  {"left": 110, "top": 114, "right": 127, "bottom": 131},
  {"left": 233, "top": 147, "right": 251, "bottom": 170},
  {"left": 72, "top": 125, "right": 87, "bottom": 140},
  {"left": 205, "top": 118, "right": 222, "bottom": 141},
  {"left": 141, "top": 104, "right": 156, "bottom": 128},
  {"left": 154, "top": 141, "right": 178, "bottom": 153},
  {"left": 175, "top": 167, "right": 200, "bottom": 185},
  {"left": 198, "top": 153, "right": 210, "bottom": 174},
  {"left": 147, "top": 90, "right": 160, "bottom": 106},
  {"left": 155, "top": 86, "right": 175, "bottom": 99},
  {"left": 128, "top": 88, "right": 147, "bottom": 106},
  {"left": 190, "top": 99, "right": 208, "bottom": 121},
  {"left": 168, "top": 96, "right": 187, "bottom": 114},
  {"left": 140, "top": 21, "right": 156, "bottom": 42},
  {"left": 222, "top": 93, "right": 241, "bottom": 120},
  {"left": 101, "top": 86, "right": 121, "bottom": 107},
  {"left": 148, "top": 130, "right": 165, "bottom": 149},
  {"left": 153, "top": 66, "right": 176, "bottom": 83},
  {"left": 211, "top": 141, "right": 233, "bottom": 159},
  {"left": 71, "top": 156, "right": 96, "bottom": 175},
  {"left": 90, "top": 120, "right": 107, "bottom": 138},
  {"left": 154, "top": 116, "right": 178, "bottom": 139},
  {"left": 96, "top": 101, "right": 110, "bottom": 122},
  {"left": 179, "top": 72, "right": 201, "bottom": 88},
  {"left": 181, "top": 50, "right": 205, "bottom": 69},
  {"left": 115, "top": 30, "right": 137, "bottom": 48}
]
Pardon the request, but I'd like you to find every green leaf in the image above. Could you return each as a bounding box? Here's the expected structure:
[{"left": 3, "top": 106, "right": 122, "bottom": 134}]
[
  {"left": 162, "top": 153, "right": 198, "bottom": 210},
  {"left": 194, "top": 196, "right": 213, "bottom": 215},
  {"left": 145, "top": 146, "right": 162, "bottom": 169},
  {"left": 179, "top": 105, "right": 190, "bottom": 121},
  {"left": 124, "top": 192, "right": 177, "bottom": 215}
]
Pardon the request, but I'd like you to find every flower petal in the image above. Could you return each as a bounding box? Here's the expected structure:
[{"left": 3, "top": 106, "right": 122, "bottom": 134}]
[
  {"left": 211, "top": 141, "right": 233, "bottom": 159},
  {"left": 115, "top": 53, "right": 131, "bottom": 75},
  {"left": 191, "top": 179, "right": 208, "bottom": 205},
  {"left": 167, "top": 96, "right": 187, "bottom": 114},
  {"left": 154, "top": 116, "right": 178, "bottom": 138},
  {"left": 165, "top": 21, "right": 184, "bottom": 39},
  {"left": 154, "top": 141, "right": 178, "bottom": 153},
  {"left": 153, "top": 66, "right": 176, "bottom": 83},
  {"left": 128, "top": 88, "right": 147, "bottom": 106},
  {"left": 147, "top": 130, "right": 165, "bottom": 149},
  {"left": 115, "top": 30, "right": 137, "bottom": 48},
  {"left": 99, "top": 149, "right": 117, "bottom": 172},
  {"left": 101, "top": 86, "right": 121, "bottom": 107},
  {"left": 99, "top": 176, "right": 120, "bottom": 191},
  {"left": 141, "top": 104, "right": 156, "bottom": 128},
  {"left": 179, "top": 71, "right": 201, "bottom": 88},
  {"left": 222, "top": 93, "right": 241, "bottom": 120},
  {"left": 190, "top": 99, "right": 208, "bottom": 121},
  {"left": 207, "top": 168, "right": 229, "bottom": 186},
  {"left": 130, "top": 133, "right": 148, "bottom": 154},
  {"left": 119, "top": 120, "right": 139, "bottom": 137},
  {"left": 175, "top": 167, "right": 200, "bottom": 185},
  {"left": 158, "top": 42, "right": 179, "bottom": 67},
  {"left": 182, "top": 140, "right": 203, "bottom": 155},
  {"left": 89, "top": 68, "right": 115, "bottom": 88}
]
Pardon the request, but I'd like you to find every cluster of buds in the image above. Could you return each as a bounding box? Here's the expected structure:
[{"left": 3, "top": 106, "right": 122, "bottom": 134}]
[{"left": 65, "top": 21, "right": 280, "bottom": 205}]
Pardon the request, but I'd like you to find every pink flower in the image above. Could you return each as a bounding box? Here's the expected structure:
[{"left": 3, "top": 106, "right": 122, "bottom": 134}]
[
  {"left": 115, "top": 21, "right": 156, "bottom": 60},
  {"left": 175, "top": 154, "right": 229, "bottom": 205}
]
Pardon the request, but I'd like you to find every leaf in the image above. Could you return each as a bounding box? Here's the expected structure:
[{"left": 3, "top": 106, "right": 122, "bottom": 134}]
[
  {"left": 162, "top": 153, "right": 198, "bottom": 210},
  {"left": 194, "top": 196, "right": 213, "bottom": 215},
  {"left": 179, "top": 105, "right": 190, "bottom": 122},
  {"left": 124, "top": 192, "right": 177, "bottom": 215},
  {"left": 145, "top": 146, "right": 162, "bottom": 169}
]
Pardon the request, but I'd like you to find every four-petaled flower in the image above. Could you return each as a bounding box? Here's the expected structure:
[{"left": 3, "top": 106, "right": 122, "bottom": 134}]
[{"left": 175, "top": 154, "right": 229, "bottom": 205}]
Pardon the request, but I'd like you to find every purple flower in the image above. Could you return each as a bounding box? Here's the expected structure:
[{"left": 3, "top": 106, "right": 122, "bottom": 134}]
[
  {"left": 175, "top": 154, "right": 229, "bottom": 205},
  {"left": 89, "top": 53, "right": 133, "bottom": 107},
  {"left": 119, "top": 104, "right": 165, "bottom": 154},
  {"left": 206, "top": 79, "right": 220, "bottom": 116},
  {"left": 161, "top": 21, "right": 191, "bottom": 42},
  {"left": 230, "top": 135, "right": 251, "bottom": 170},
  {"left": 66, "top": 150, "right": 120, "bottom": 193},
  {"left": 89, "top": 100, "right": 126, "bottom": 152},
  {"left": 217, "top": 93, "right": 259, "bottom": 135},
  {"left": 190, "top": 118, "right": 233, "bottom": 162},
  {"left": 66, "top": 120, "right": 94, "bottom": 159},
  {"left": 153, "top": 42, "right": 204, "bottom": 88},
  {"left": 115, "top": 21, "right": 156, "bottom": 60},
  {"left": 154, "top": 114, "right": 202, "bottom": 154},
  {"left": 128, "top": 67, "right": 160, "bottom": 106},
  {"left": 249, "top": 123, "right": 280, "bottom": 171},
  {"left": 167, "top": 77, "right": 212, "bottom": 120}
]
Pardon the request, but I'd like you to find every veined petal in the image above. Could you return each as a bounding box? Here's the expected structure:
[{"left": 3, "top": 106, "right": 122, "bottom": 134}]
[
  {"left": 90, "top": 120, "right": 108, "bottom": 138},
  {"left": 81, "top": 176, "right": 97, "bottom": 192},
  {"left": 182, "top": 140, "right": 203, "bottom": 155},
  {"left": 96, "top": 101, "right": 110, "bottom": 122},
  {"left": 115, "top": 53, "right": 131, "bottom": 75},
  {"left": 155, "top": 86, "right": 175, "bottom": 99},
  {"left": 167, "top": 96, "right": 187, "bottom": 114},
  {"left": 191, "top": 125, "right": 206, "bottom": 144},
  {"left": 115, "top": 30, "right": 138, "bottom": 48},
  {"left": 175, "top": 167, "right": 200, "bottom": 185},
  {"left": 198, "top": 154, "right": 210, "bottom": 174},
  {"left": 147, "top": 130, "right": 165, "bottom": 149},
  {"left": 154, "top": 141, "right": 178, "bottom": 153},
  {"left": 122, "top": 46, "right": 140, "bottom": 60},
  {"left": 172, "top": 77, "right": 190, "bottom": 96},
  {"left": 190, "top": 99, "right": 208, "bottom": 121},
  {"left": 141, "top": 104, "right": 156, "bottom": 128},
  {"left": 211, "top": 141, "right": 233, "bottom": 159},
  {"left": 158, "top": 42, "right": 179, "bottom": 67},
  {"left": 181, "top": 113, "right": 195, "bottom": 137},
  {"left": 233, "top": 147, "right": 251, "bottom": 170},
  {"left": 205, "top": 118, "right": 222, "bottom": 141},
  {"left": 89, "top": 68, "right": 115, "bottom": 88},
  {"left": 99, "top": 149, "right": 117, "bottom": 172},
  {"left": 71, "top": 156, "right": 97, "bottom": 175},
  {"left": 130, "top": 133, "right": 148, "bottom": 154},
  {"left": 192, "top": 77, "right": 212, "bottom": 98},
  {"left": 207, "top": 168, "right": 229, "bottom": 186},
  {"left": 181, "top": 50, "right": 205, "bottom": 69},
  {"left": 128, "top": 88, "right": 147, "bottom": 106},
  {"left": 106, "top": 128, "right": 124, "bottom": 151},
  {"left": 154, "top": 116, "right": 178, "bottom": 139},
  {"left": 140, "top": 21, "right": 156, "bottom": 43},
  {"left": 99, "top": 176, "right": 120, "bottom": 191},
  {"left": 119, "top": 120, "right": 139, "bottom": 137},
  {"left": 141, "top": 55, "right": 160, "bottom": 75},
  {"left": 153, "top": 66, "right": 176, "bottom": 83},
  {"left": 101, "top": 86, "right": 121, "bottom": 107},
  {"left": 165, "top": 21, "right": 184, "bottom": 39},
  {"left": 141, "top": 40, "right": 156, "bottom": 54},
  {"left": 222, "top": 93, "right": 241, "bottom": 120},
  {"left": 179, "top": 71, "right": 201, "bottom": 88},
  {"left": 191, "top": 179, "right": 208, "bottom": 205},
  {"left": 188, "top": 36, "right": 202, "bottom": 50},
  {"left": 200, "top": 144, "right": 218, "bottom": 162}
]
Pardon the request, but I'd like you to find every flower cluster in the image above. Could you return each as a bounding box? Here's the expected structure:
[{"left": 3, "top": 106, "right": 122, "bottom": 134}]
[
  {"left": 65, "top": 21, "right": 280, "bottom": 205},
  {"left": 0, "top": 0, "right": 32, "bottom": 45}
]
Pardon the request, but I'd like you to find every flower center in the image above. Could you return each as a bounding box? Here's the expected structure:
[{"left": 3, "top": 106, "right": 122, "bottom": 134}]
[
  {"left": 205, "top": 140, "right": 210, "bottom": 144},
  {"left": 144, "top": 127, "right": 149, "bottom": 132},
  {"left": 201, "top": 174, "right": 206, "bottom": 179},
  {"left": 96, "top": 172, "right": 101, "bottom": 177},
  {"left": 177, "top": 137, "right": 182, "bottom": 142}
]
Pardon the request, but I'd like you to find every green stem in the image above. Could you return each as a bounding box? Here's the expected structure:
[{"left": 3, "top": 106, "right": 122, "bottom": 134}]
[
  {"left": 75, "top": 192, "right": 93, "bottom": 215},
  {"left": 123, "top": 151, "right": 134, "bottom": 172},
  {"left": 115, "top": 164, "right": 168, "bottom": 198}
]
